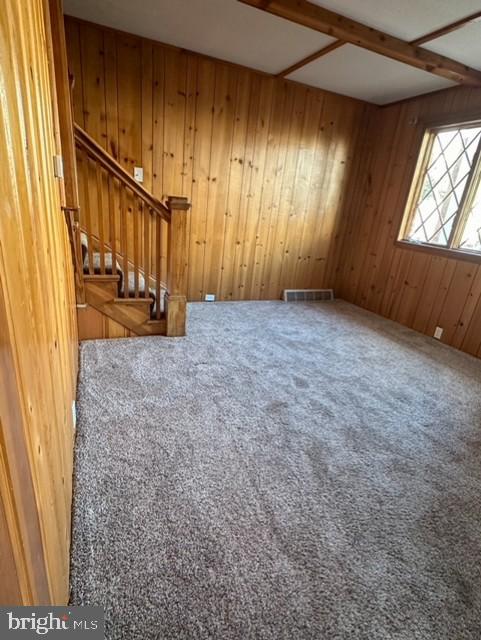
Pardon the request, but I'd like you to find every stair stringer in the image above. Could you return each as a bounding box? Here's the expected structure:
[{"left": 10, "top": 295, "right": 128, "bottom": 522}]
[{"left": 84, "top": 276, "right": 166, "bottom": 336}]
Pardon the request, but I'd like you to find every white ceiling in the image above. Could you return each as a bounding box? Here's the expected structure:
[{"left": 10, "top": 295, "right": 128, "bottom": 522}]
[
  {"left": 287, "top": 45, "right": 456, "bottom": 105},
  {"left": 311, "top": 0, "right": 481, "bottom": 41},
  {"left": 62, "top": 0, "right": 334, "bottom": 74},
  {"left": 63, "top": 0, "right": 481, "bottom": 105},
  {"left": 425, "top": 20, "right": 481, "bottom": 71}
]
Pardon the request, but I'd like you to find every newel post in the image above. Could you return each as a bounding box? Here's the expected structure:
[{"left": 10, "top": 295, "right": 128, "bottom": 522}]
[{"left": 165, "top": 196, "right": 191, "bottom": 337}]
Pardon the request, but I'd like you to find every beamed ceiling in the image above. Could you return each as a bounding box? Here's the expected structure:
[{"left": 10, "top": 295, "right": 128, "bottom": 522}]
[{"left": 62, "top": 0, "right": 481, "bottom": 105}]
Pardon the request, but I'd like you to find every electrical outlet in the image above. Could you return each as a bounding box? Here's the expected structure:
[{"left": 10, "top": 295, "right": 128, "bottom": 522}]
[
  {"left": 133, "top": 166, "right": 144, "bottom": 183},
  {"left": 71, "top": 400, "right": 77, "bottom": 430},
  {"left": 205, "top": 294, "right": 216, "bottom": 302},
  {"left": 434, "top": 326, "right": 443, "bottom": 340}
]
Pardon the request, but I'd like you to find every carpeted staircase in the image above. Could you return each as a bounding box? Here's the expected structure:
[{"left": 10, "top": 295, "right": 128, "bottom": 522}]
[
  {"left": 73, "top": 123, "right": 190, "bottom": 338},
  {"left": 80, "top": 233, "right": 163, "bottom": 319},
  {"left": 80, "top": 232, "right": 166, "bottom": 335}
]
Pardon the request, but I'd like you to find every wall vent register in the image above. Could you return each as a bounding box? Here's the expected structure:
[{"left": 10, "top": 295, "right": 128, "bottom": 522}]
[{"left": 283, "top": 289, "right": 334, "bottom": 302}]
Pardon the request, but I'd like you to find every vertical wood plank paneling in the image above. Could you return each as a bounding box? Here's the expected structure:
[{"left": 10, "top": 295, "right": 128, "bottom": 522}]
[
  {"left": 182, "top": 55, "right": 198, "bottom": 293},
  {"left": 77, "top": 306, "right": 132, "bottom": 339},
  {"left": 248, "top": 79, "right": 289, "bottom": 299},
  {"left": 230, "top": 73, "right": 263, "bottom": 299},
  {"left": 152, "top": 46, "right": 166, "bottom": 282},
  {"left": 238, "top": 76, "right": 275, "bottom": 298},
  {"left": 104, "top": 30, "right": 119, "bottom": 160},
  {"left": 202, "top": 65, "right": 238, "bottom": 297},
  {"left": 452, "top": 267, "right": 481, "bottom": 350},
  {"left": 117, "top": 33, "right": 142, "bottom": 173},
  {"left": 64, "top": 19, "right": 84, "bottom": 126},
  {"left": 290, "top": 89, "right": 326, "bottom": 289},
  {"left": 79, "top": 24, "right": 106, "bottom": 146},
  {"left": 65, "top": 17, "right": 371, "bottom": 303},
  {"left": 278, "top": 88, "right": 323, "bottom": 293},
  {"left": 263, "top": 85, "right": 307, "bottom": 299},
  {"left": 1, "top": 0, "right": 77, "bottom": 604},
  {"left": 162, "top": 48, "right": 187, "bottom": 200},
  {"left": 219, "top": 69, "right": 253, "bottom": 300},
  {"left": 258, "top": 82, "right": 296, "bottom": 299},
  {"left": 188, "top": 57, "right": 216, "bottom": 300},
  {"left": 141, "top": 40, "right": 154, "bottom": 193}
]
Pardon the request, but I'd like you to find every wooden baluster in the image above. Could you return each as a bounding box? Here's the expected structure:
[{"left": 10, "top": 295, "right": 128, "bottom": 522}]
[
  {"left": 144, "top": 206, "right": 150, "bottom": 300},
  {"left": 96, "top": 163, "right": 105, "bottom": 274},
  {"left": 133, "top": 199, "right": 140, "bottom": 297},
  {"left": 73, "top": 220, "right": 85, "bottom": 297},
  {"left": 165, "top": 196, "right": 191, "bottom": 336},
  {"left": 82, "top": 149, "right": 94, "bottom": 275},
  {"left": 121, "top": 185, "right": 129, "bottom": 298},
  {"left": 155, "top": 211, "right": 161, "bottom": 320},
  {"left": 108, "top": 173, "right": 117, "bottom": 278}
]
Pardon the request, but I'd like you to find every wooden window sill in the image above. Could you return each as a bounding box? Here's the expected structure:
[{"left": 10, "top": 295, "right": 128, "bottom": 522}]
[{"left": 395, "top": 240, "right": 481, "bottom": 264}]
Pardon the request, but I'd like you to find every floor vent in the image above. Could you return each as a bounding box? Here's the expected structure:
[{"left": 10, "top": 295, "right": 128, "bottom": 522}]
[{"left": 282, "top": 289, "right": 334, "bottom": 302}]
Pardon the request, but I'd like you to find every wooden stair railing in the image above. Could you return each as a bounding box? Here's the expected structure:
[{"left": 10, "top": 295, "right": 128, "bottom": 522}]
[{"left": 73, "top": 123, "right": 190, "bottom": 336}]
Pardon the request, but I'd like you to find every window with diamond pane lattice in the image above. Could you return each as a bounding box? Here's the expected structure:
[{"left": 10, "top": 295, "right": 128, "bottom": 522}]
[
  {"left": 402, "top": 122, "right": 481, "bottom": 256},
  {"left": 459, "top": 181, "right": 481, "bottom": 252}
]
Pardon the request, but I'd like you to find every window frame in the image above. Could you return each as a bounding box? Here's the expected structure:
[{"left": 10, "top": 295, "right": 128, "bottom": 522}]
[{"left": 397, "top": 114, "right": 481, "bottom": 264}]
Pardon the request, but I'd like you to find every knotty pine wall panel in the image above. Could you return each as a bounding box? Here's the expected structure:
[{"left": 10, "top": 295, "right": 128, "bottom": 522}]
[
  {"left": 77, "top": 306, "right": 133, "bottom": 340},
  {"left": 334, "top": 86, "right": 481, "bottom": 360},
  {"left": 64, "top": 16, "right": 372, "bottom": 301},
  {"left": 0, "top": 0, "right": 78, "bottom": 603}
]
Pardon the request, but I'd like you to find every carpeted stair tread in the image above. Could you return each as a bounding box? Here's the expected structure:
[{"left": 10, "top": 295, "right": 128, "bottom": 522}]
[{"left": 80, "top": 233, "right": 164, "bottom": 318}]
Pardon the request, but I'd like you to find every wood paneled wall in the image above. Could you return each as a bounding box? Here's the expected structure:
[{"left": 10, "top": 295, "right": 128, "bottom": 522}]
[
  {"left": 77, "top": 306, "right": 133, "bottom": 340},
  {"left": 335, "top": 86, "right": 481, "bottom": 359},
  {"left": 64, "top": 16, "right": 372, "bottom": 301},
  {"left": 0, "top": 0, "right": 77, "bottom": 604}
]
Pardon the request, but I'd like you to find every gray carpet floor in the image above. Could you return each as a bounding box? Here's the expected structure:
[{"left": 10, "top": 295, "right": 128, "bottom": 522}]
[{"left": 70, "top": 300, "right": 481, "bottom": 640}]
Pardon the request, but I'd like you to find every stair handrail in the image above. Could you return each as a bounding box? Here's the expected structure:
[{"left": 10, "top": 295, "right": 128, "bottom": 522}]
[
  {"left": 73, "top": 123, "right": 171, "bottom": 222},
  {"left": 74, "top": 122, "right": 191, "bottom": 336}
]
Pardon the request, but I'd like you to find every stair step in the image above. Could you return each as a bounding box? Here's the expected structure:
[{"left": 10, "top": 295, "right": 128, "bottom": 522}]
[
  {"left": 84, "top": 280, "right": 164, "bottom": 336},
  {"left": 114, "top": 297, "right": 153, "bottom": 305},
  {"left": 142, "top": 319, "right": 167, "bottom": 335},
  {"left": 120, "top": 270, "right": 151, "bottom": 298},
  {"left": 83, "top": 274, "right": 120, "bottom": 283},
  {"left": 83, "top": 252, "right": 158, "bottom": 298},
  {"left": 81, "top": 238, "right": 166, "bottom": 324}
]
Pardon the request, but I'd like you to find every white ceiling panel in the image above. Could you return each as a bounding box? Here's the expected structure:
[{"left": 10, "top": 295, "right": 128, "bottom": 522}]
[
  {"left": 310, "top": 0, "right": 481, "bottom": 41},
  {"left": 287, "top": 44, "right": 456, "bottom": 105},
  {"left": 426, "top": 21, "right": 481, "bottom": 71},
  {"left": 63, "top": 0, "right": 335, "bottom": 75}
]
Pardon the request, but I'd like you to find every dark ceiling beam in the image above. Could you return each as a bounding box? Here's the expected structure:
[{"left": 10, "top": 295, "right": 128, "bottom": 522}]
[
  {"left": 277, "top": 39, "right": 344, "bottom": 77},
  {"left": 410, "top": 10, "right": 481, "bottom": 46},
  {"left": 237, "top": 0, "right": 481, "bottom": 86}
]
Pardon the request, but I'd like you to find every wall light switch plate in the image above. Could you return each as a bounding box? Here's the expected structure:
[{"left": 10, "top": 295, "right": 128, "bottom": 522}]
[
  {"left": 134, "top": 166, "right": 144, "bottom": 183},
  {"left": 53, "top": 154, "right": 64, "bottom": 179},
  {"left": 434, "top": 326, "right": 443, "bottom": 340},
  {"left": 205, "top": 294, "right": 216, "bottom": 302}
]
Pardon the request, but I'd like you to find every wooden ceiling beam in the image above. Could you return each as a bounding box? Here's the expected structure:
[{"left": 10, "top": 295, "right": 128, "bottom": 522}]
[
  {"left": 238, "top": 0, "right": 481, "bottom": 86},
  {"left": 277, "top": 39, "right": 343, "bottom": 77},
  {"left": 274, "top": 11, "right": 481, "bottom": 79},
  {"left": 410, "top": 11, "right": 481, "bottom": 46}
]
